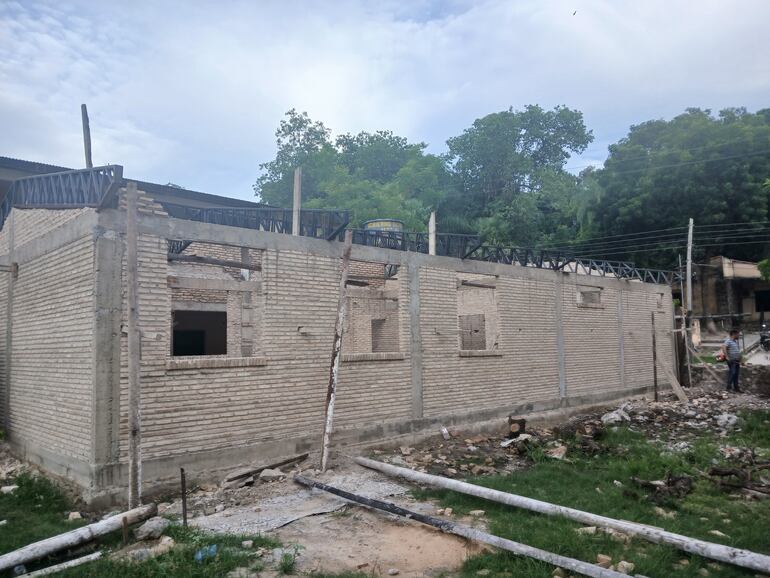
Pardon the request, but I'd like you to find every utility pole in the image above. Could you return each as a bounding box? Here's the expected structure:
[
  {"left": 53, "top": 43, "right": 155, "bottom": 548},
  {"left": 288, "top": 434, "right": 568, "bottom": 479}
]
[
  {"left": 685, "top": 218, "right": 694, "bottom": 382},
  {"left": 292, "top": 167, "right": 302, "bottom": 236},
  {"left": 81, "top": 104, "right": 93, "bottom": 169}
]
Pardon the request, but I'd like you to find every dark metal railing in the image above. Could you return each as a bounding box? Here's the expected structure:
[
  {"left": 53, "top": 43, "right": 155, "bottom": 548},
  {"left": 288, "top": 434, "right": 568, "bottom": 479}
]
[
  {"left": 163, "top": 203, "right": 350, "bottom": 253},
  {"left": 1, "top": 167, "right": 675, "bottom": 284},
  {"left": 350, "top": 230, "right": 481, "bottom": 259},
  {"left": 1, "top": 165, "right": 123, "bottom": 230}
]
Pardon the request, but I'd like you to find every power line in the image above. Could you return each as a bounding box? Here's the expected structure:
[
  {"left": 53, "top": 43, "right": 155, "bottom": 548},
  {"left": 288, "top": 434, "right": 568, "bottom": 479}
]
[
  {"left": 575, "top": 237, "right": 770, "bottom": 258},
  {"left": 567, "top": 148, "right": 770, "bottom": 176},
  {"left": 565, "top": 138, "right": 770, "bottom": 171}
]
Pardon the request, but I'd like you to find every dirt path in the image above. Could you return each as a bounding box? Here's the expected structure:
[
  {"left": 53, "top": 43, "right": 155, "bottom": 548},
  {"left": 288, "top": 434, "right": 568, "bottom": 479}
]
[{"left": 276, "top": 505, "right": 485, "bottom": 577}]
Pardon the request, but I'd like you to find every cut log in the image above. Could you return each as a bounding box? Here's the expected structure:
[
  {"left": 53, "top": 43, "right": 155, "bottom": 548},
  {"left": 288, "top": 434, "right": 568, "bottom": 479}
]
[
  {"left": 26, "top": 552, "right": 102, "bottom": 576},
  {"left": 355, "top": 457, "right": 770, "bottom": 574},
  {"left": 294, "top": 475, "right": 627, "bottom": 578},
  {"left": 0, "top": 504, "right": 156, "bottom": 572}
]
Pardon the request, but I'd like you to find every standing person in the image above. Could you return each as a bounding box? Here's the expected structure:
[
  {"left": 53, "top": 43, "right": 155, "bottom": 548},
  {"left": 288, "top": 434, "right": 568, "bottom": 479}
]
[{"left": 721, "top": 329, "right": 742, "bottom": 393}]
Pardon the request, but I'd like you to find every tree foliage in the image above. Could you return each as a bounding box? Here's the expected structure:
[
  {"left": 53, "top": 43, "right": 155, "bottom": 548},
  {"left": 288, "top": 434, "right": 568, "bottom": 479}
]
[
  {"left": 254, "top": 107, "right": 770, "bottom": 271},
  {"left": 586, "top": 108, "right": 770, "bottom": 266},
  {"left": 440, "top": 105, "right": 593, "bottom": 245}
]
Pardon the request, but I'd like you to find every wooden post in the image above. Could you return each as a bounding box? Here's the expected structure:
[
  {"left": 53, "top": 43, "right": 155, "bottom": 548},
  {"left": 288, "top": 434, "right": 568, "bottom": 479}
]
[
  {"left": 428, "top": 211, "right": 436, "bottom": 256},
  {"left": 651, "top": 311, "right": 658, "bottom": 402},
  {"left": 126, "top": 182, "right": 142, "bottom": 507},
  {"left": 679, "top": 254, "right": 693, "bottom": 387},
  {"left": 292, "top": 167, "right": 302, "bottom": 236},
  {"left": 81, "top": 104, "right": 93, "bottom": 169},
  {"left": 121, "top": 517, "right": 128, "bottom": 545},
  {"left": 180, "top": 468, "right": 188, "bottom": 527},
  {"left": 320, "top": 230, "right": 353, "bottom": 472}
]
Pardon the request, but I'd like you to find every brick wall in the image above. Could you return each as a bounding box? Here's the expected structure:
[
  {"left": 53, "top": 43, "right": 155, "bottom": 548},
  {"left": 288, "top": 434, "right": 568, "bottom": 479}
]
[
  {"left": 0, "top": 207, "right": 94, "bottom": 253},
  {"left": 9, "top": 234, "right": 95, "bottom": 461},
  {"left": 0, "top": 200, "right": 675, "bottom": 497}
]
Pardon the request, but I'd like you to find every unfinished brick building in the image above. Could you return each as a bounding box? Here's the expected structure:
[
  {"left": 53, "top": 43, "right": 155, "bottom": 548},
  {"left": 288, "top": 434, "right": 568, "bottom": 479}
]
[{"left": 0, "top": 163, "right": 676, "bottom": 504}]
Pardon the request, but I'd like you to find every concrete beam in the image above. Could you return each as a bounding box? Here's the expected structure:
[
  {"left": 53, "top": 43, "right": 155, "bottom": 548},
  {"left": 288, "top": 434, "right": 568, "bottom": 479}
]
[
  {"left": 96, "top": 209, "right": 670, "bottom": 294},
  {"left": 167, "top": 276, "right": 260, "bottom": 293}
]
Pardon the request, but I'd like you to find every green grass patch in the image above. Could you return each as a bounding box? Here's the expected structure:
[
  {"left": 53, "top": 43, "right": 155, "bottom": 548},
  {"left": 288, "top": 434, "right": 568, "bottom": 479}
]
[
  {"left": 417, "top": 413, "right": 770, "bottom": 578},
  {"left": 54, "top": 525, "right": 279, "bottom": 578},
  {"left": 0, "top": 471, "right": 279, "bottom": 577},
  {"left": 0, "top": 472, "right": 87, "bottom": 557}
]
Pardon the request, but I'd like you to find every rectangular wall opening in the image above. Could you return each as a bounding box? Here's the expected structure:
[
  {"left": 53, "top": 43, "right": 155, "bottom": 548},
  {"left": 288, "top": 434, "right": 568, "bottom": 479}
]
[
  {"left": 459, "top": 313, "right": 486, "bottom": 350},
  {"left": 172, "top": 310, "right": 227, "bottom": 356}
]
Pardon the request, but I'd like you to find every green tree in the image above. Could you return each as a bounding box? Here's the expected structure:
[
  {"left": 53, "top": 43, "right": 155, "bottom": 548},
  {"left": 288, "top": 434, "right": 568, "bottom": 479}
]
[
  {"left": 586, "top": 108, "right": 770, "bottom": 267},
  {"left": 254, "top": 109, "right": 334, "bottom": 207},
  {"left": 254, "top": 111, "right": 450, "bottom": 229},
  {"left": 440, "top": 105, "right": 593, "bottom": 244}
]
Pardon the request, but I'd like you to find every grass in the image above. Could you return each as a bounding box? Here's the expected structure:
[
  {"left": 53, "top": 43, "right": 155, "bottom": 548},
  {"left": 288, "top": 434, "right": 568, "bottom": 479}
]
[
  {"left": 56, "top": 525, "right": 279, "bottom": 578},
  {"left": 0, "top": 472, "right": 279, "bottom": 577},
  {"left": 0, "top": 472, "right": 87, "bottom": 556},
  {"left": 415, "top": 409, "right": 770, "bottom": 578}
]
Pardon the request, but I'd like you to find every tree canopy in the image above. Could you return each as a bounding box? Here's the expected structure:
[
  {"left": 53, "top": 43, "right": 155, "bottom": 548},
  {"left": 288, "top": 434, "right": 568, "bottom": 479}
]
[
  {"left": 254, "top": 106, "right": 770, "bottom": 270},
  {"left": 583, "top": 108, "right": 770, "bottom": 266}
]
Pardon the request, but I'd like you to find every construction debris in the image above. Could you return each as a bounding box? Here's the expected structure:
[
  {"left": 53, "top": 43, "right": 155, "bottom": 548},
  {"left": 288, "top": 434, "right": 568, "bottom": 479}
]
[
  {"left": 134, "top": 516, "right": 170, "bottom": 540},
  {"left": 220, "top": 454, "right": 308, "bottom": 490}
]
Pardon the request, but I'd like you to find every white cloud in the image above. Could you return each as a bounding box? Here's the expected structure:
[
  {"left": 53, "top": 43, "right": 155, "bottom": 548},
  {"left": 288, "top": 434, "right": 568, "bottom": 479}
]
[{"left": 1, "top": 0, "right": 768, "bottom": 201}]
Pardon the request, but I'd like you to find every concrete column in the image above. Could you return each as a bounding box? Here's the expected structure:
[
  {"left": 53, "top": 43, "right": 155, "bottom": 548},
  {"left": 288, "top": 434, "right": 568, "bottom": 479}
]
[
  {"left": 554, "top": 273, "right": 566, "bottom": 400},
  {"left": 617, "top": 289, "right": 625, "bottom": 390},
  {"left": 3, "top": 210, "right": 14, "bottom": 435},
  {"left": 91, "top": 225, "right": 124, "bottom": 469},
  {"left": 408, "top": 264, "right": 424, "bottom": 419}
]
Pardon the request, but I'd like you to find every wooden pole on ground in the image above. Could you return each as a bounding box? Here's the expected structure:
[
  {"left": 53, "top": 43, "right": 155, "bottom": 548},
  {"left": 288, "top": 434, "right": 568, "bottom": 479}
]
[
  {"left": 294, "top": 475, "right": 628, "bottom": 578},
  {"left": 126, "top": 182, "right": 142, "bottom": 507},
  {"left": 320, "top": 230, "right": 353, "bottom": 472},
  {"left": 0, "top": 505, "right": 156, "bottom": 572},
  {"left": 81, "top": 104, "right": 93, "bottom": 169},
  {"left": 26, "top": 552, "right": 103, "bottom": 577},
  {"left": 292, "top": 167, "right": 302, "bottom": 236},
  {"left": 651, "top": 311, "right": 658, "bottom": 402},
  {"left": 355, "top": 458, "right": 770, "bottom": 574}
]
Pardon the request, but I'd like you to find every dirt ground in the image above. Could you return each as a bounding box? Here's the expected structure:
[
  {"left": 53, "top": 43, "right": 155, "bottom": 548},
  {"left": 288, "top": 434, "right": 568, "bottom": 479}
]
[{"left": 276, "top": 506, "right": 486, "bottom": 577}]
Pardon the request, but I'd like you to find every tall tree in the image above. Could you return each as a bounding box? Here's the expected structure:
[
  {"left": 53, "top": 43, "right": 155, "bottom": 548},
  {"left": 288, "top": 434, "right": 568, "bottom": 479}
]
[
  {"left": 254, "top": 109, "right": 334, "bottom": 207},
  {"left": 254, "top": 110, "right": 450, "bottom": 229},
  {"left": 441, "top": 105, "right": 593, "bottom": 244},
  {"left": 587, "top": 108, "right": 770, "bottom": 267}
]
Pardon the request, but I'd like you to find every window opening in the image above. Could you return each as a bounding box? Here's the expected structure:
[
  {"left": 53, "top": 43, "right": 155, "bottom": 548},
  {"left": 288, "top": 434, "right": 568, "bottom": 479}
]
[{"left": 172, "top": 310, "right": 227, "bottom": 356}]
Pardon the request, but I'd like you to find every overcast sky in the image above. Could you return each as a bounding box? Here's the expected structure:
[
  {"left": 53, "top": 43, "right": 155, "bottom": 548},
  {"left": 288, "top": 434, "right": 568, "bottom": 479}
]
[{"left": 1, "top": 0, "right": 769, "bottom": 201}]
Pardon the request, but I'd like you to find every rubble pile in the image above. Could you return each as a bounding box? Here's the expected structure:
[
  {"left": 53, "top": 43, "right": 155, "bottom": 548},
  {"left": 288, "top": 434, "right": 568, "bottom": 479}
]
[
  {"left": 0, "top": 441, "right": 28, "bottom": 482},
  {"left": 372, "top": 388, "right": 770, "bottom": 482}
]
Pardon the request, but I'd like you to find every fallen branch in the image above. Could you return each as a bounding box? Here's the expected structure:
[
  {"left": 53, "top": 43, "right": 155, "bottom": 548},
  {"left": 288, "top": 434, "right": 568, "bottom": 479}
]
[
  {"left": 355, "top": 457, "right": 770, "bottom": 574},
  {"left": 294, "top": 475, "right": 627, "bottom": 578},
  {"left": 25, "top": 552, "right": 102, "bottom": 576},
  {"left": 0, "top": 504, "right": 156, "bottom": 572}
]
